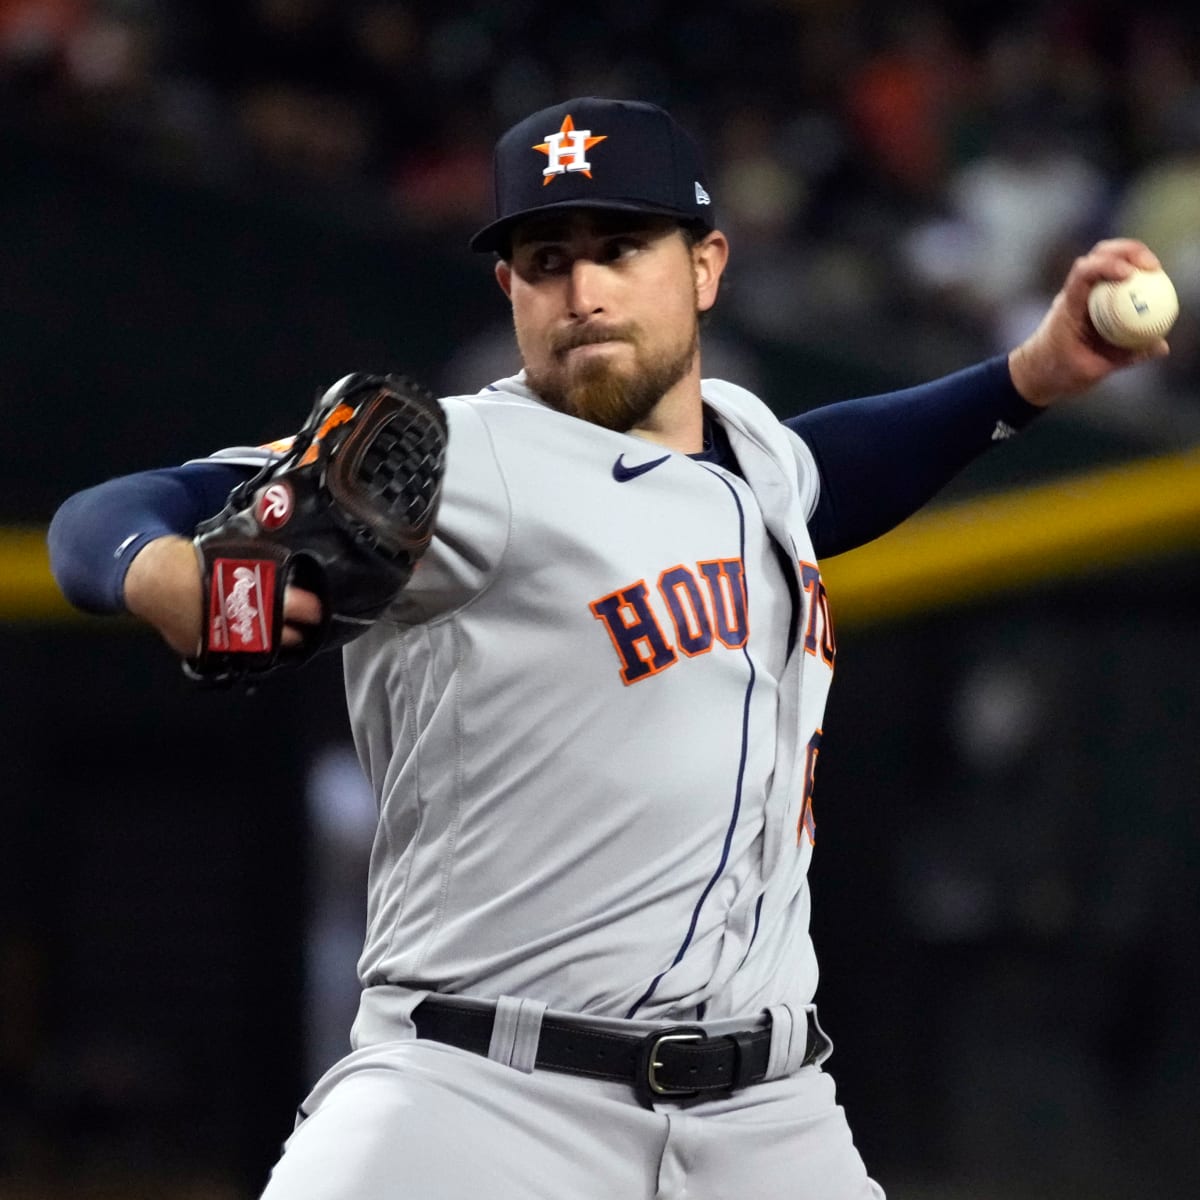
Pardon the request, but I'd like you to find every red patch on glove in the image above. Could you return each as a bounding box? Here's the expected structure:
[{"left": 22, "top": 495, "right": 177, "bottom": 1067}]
[{"left": 207, "top": 559, "right": 276, "bottom": 652}]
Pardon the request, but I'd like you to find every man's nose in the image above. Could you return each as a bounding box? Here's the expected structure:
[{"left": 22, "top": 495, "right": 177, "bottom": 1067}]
[{"left": 566, "top": 258, "right": 607, "bottom": 319}]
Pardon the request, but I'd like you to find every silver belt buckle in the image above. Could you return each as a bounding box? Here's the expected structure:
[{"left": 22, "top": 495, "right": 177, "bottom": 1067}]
[{"left": 646, "top": 1029, "right": 704, "bottom": 1097}]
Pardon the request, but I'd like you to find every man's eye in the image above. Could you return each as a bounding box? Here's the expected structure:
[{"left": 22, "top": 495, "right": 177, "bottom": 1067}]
[
  {"left": 533, "top": 248, "right": 566, "bottom": 273},
  {"left": 602, "top": 238, "right": 639, "bottom": 262}
]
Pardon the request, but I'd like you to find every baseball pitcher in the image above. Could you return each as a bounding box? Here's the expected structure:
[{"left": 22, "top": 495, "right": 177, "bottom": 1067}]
[{"left": 48, "top": 97, "right": 1171, "bottom": 1199}]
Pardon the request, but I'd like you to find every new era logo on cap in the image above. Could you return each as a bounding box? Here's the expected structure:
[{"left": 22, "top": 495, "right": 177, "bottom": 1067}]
[{"left": 470, "top": 97, "right": 716, "bottom": 253}]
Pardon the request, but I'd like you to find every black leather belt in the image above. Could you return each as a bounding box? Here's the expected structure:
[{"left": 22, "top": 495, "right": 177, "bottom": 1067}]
[{"left": 412, "top": 997, "right": 826, "bottom": 1108}]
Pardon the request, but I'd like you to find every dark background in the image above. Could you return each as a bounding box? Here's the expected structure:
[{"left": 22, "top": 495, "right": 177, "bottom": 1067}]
[{"left": 3, "top": 2, "right": 1199, "bottom": 1197}]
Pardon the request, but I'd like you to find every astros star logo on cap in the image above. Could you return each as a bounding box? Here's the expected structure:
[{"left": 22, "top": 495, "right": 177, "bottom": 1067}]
[{"left": 534, "top": 114, "right": 607, "bottom": 186}]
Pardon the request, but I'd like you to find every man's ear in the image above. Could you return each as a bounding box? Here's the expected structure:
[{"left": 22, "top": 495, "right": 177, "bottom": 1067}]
[
  {"left": 693, "top": 231, "right": 729, "bottom": 313},
  {"left": 495, "top": 258, "right": 514, "bottom": 299}
]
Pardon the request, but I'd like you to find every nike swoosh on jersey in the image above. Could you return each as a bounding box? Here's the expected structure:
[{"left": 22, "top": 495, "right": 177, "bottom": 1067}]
[{"left": 612, "top": 453, "right": 671, "bottom": 482}]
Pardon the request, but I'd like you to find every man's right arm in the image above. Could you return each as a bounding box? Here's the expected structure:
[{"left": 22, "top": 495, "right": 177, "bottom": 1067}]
[{"left": 48, "top": 463, "right": 252, "bottom": 655}]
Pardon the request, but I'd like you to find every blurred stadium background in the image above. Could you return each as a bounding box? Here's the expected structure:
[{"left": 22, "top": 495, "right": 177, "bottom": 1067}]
[{"left": 2, "top": 1, "right": 1199, "bottom": 1196}]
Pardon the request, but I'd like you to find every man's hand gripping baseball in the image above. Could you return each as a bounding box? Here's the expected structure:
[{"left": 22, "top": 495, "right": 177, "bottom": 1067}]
[{"left": 1007, "top": 238, "right": 1170, "bottom": 407}]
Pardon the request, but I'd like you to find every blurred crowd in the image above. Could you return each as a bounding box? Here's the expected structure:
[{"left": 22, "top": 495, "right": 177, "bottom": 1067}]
[{"left": 4, "top": 0, "right": 1200, "bottom": 443}]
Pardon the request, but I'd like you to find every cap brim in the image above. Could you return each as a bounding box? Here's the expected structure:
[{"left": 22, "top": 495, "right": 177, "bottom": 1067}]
[{"left": 469, "top": 198, "right": 709, "bottom": 254}]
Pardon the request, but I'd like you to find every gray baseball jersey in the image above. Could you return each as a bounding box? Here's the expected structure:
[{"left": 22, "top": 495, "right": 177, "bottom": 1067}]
[
  {"left": 205, "top": 371, "right": 874, "bottom": 1200},
  {"left": 337, "top": 372, "right": 834, "bottom": 1028}
]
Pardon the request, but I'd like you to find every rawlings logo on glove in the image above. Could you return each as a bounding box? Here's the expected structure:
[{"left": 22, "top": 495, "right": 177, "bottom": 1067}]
[
  {"left": 185, "top": 372, "right": 448, "bottom": 686},
  {"left": 207, "top": 559, "right": 276, "bottom": 653}
]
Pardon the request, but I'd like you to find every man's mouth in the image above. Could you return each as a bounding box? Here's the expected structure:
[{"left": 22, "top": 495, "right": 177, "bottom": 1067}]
[
  {"left": 565, "top": 340, "right": 620, "bottom": 357},
  {"left": 553, "top": 327, "right": 634, "bottom": 359}
]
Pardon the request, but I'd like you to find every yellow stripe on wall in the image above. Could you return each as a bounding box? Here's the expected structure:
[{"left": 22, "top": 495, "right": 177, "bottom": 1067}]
[
  {"left": 0, "top": 528, "right": 75, "bottom": 620},
  {"left": 3, "top": 449, "right": 1198, "bottom": 626},
  {"left": 823, "top": 448, "right": 1200, "bottom": 626}
]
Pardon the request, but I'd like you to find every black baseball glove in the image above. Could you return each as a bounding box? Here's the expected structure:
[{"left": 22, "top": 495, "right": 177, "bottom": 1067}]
[{"left": 184, "top": 372, "right": 448, "bottom": 686}]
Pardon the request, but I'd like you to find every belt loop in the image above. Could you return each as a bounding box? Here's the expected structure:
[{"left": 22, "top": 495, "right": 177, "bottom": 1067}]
[
  {"left": 487, "top": 995, "right": 546, "bottom": 1073},
  {"left": 764, "top": 1003, "right": 805, "bottom": 1080},
  {"left": 807, "top": 1005, "right": 834, "bottom": 1066},
  {"left": 728, "top": 1028, "right": 762, "bottom": 1089}
]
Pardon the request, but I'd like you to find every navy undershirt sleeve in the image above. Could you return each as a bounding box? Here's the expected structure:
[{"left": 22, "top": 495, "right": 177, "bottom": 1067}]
[
  {"left": 787, "top": 355, "right": 1042, "bottom": 559},
  {"left": 47, "top": 463, "right": 254, "bottom": 614}
]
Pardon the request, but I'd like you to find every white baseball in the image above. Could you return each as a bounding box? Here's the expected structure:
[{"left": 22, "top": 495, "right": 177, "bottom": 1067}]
[{"left": 1087, "top": 267, "right": 1179, "bottom": 350}]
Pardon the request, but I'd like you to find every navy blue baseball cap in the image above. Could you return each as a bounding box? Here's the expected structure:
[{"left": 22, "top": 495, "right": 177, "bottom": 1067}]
[{"left": 469, "top": 97, "right": 716, "bottom": 254}]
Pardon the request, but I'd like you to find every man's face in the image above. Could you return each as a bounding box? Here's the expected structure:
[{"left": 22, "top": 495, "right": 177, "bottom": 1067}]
[{"left": 495, "top": 212, "right": 722, "bottom": 433}]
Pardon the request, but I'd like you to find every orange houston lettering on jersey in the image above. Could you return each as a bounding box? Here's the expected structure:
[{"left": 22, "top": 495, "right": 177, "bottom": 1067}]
[
  {"left": 798, "top": 560, "right": 836, "bottom": 667},
  {"left": 697, "top": 558, "right": 748, "bottom": 647},
  {"left": 589, "top": 580, "right": 677, "bottom": 685},
  {"left": 657, "top": 564, "right": 713, "bottom": 657},
  {"left": 590, "top": 557, "right": 747, "bottom": 685},
  {"left": 798, "top": 728, "right": 822, "bottom": 845}
]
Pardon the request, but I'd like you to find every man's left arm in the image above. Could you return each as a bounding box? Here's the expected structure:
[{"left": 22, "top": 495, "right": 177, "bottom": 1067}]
[{"left": 791, "top": 239, "right": 1170, "bottom": 559}]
